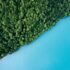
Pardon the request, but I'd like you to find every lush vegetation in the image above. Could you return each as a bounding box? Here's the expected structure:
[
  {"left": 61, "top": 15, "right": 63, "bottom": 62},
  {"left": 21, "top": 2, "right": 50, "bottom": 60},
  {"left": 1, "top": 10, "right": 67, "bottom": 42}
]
[{"left": 0, "top": 0, "right": 70, "bottom": 58}]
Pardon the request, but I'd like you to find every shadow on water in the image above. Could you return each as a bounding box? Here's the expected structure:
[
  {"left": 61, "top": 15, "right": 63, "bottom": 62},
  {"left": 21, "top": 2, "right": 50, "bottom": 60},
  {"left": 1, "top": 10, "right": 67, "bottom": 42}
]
[{"left": 0, "top": 16, "right": 70, "bottom": 70}]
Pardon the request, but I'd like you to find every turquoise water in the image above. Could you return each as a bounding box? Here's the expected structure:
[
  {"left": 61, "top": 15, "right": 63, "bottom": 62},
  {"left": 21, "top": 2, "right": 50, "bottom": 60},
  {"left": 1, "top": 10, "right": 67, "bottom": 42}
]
[{"left": 0, "top": 17, "right": 70, "bottom": 70}]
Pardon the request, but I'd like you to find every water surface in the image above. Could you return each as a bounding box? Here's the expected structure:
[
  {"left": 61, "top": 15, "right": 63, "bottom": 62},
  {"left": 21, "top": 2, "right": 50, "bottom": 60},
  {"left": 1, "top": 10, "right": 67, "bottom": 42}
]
[{"left": 0, "top": 17, "right": 70, "bottom": 70}]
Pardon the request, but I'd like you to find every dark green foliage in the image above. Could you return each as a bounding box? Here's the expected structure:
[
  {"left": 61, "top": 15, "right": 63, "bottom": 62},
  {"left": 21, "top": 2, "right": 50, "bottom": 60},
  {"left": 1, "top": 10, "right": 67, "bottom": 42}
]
[{"left": 0, "top": 0, "right": 70, "bottom": 58}]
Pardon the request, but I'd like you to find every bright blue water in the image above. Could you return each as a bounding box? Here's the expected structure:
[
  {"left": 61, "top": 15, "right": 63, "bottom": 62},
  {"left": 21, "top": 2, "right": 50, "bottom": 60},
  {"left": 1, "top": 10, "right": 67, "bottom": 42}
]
[{"left": 0, "top": 17, "right": 70, "bottom": 70}]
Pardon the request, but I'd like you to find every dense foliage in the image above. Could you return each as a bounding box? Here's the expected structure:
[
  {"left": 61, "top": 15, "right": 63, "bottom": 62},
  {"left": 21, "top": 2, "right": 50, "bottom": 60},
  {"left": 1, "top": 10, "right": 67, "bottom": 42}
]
[{"left": 0, "top": 0, "right": 70, "bottom": 58}]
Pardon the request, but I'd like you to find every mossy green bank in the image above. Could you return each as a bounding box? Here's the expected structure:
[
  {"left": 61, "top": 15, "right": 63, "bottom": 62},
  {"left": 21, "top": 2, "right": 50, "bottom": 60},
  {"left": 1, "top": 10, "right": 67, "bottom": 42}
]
[{"left": 0, "top": 0, "right": 70, "bottom": 58}]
